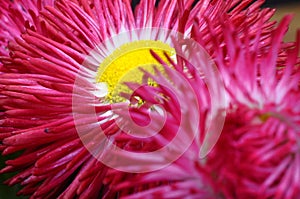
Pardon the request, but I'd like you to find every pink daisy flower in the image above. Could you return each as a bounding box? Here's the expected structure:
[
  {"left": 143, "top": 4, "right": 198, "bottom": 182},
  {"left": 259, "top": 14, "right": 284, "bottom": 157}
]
[
  {"left": 196, "top": 8, "right": 300, "bottom": 199},
  {"left": 0, "top": 0, "right": 299, "bottom": 199},
  {"left": 0, "top": 0, "right": 223, "bottom": 198}
]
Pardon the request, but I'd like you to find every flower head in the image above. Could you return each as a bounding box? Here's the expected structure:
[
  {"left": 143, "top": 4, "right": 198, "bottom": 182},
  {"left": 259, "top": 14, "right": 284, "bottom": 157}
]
[
  {"left": 198, "top": 8, "right": 300, "bottom": 199},
  {"left": 0, "top": 0, "right": 299, "bottom": 199},
  {"left": 0, "top": 0, "right": 218, "bottom": 197}
]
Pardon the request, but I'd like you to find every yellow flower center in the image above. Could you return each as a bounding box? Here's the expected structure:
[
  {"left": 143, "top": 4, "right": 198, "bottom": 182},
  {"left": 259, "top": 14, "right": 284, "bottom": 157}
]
[
  {"left": 259, "top": 113, "right": 271, "bottom": 122},
  {"left": 96, "top": 40, "right": 175, "bottom": 102}
]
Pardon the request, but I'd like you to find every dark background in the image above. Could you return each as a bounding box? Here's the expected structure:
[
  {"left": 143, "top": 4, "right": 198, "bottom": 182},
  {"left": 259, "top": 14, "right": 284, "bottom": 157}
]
[
  {"left": 264, "top": 0, "right": 299, "bottom": 7},
  {"left": 131, "top": 0, "right": 300, "bottom": 8}
]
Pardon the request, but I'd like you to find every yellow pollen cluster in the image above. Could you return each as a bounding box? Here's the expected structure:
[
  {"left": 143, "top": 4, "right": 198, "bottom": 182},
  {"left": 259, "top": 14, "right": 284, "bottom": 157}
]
[{"left": 96, "top": 40, "right": 175, "bottom": 102}]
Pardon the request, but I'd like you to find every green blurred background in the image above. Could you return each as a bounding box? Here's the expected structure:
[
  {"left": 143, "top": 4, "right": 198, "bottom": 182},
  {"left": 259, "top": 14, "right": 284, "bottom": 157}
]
[{"left": 0, "top": 153, "right": 28, "bottom": 199}]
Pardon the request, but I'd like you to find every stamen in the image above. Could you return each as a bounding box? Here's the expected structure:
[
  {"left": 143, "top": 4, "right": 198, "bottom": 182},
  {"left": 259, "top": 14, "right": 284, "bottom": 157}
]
[{"left": 96, "top": 40, "right": 175, "bottom": 102}]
